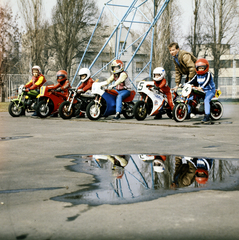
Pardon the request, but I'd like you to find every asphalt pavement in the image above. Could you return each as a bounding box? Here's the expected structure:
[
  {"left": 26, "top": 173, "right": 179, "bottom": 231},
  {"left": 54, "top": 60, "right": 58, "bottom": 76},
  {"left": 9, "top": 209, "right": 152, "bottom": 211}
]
[{"left": 0, "top": 103, "right": 239, "bottom": 240}]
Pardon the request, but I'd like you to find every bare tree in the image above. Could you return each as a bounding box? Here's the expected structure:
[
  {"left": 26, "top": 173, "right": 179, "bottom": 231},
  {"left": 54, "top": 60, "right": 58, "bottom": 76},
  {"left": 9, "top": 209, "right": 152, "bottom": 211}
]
[
  {"left": 0, "top": 4, "right": 21, "bottom": 102},
  {"left": 203, "top": 0, "right": 239, "bottom": 88},
  {"left": 143, "top": 0, "right": 182, "bottom": 87},
  {"left": 50, "top": 0, "right": 101, "bottom": 77},
  {"left": 18, "top": 0, "right": 50, "bottom": 74}
]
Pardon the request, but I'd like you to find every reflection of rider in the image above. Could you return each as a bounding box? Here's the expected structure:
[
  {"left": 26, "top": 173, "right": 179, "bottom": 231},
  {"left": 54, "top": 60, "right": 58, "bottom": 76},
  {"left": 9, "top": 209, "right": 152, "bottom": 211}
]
[
  {"left": 190, "top": 157, "right": 213, "bottom": 184},
  {"left": 47, "top": 70, "right": 71, "bottom": 98},
  {"left": 24, "top": 65, "right": 47, "bottom": 91},
  {"left": 171, "top": 156, "right": 196, "bottom": 189},
  {"left": 153, "top": 67, "right": 174, "bottom": 119},
  {"left": 153, "top": 155, "right": 166, "bottom": 173},
  {"left": 103, "top": 60, "right": 132, "bottom": 120},
  {"left": 76, "top": 68, "right": 94, "bottom": 118},
  {"left": 107, "top": 155, "right": 129, "bottom": 179},
  {"left": 187, "top": 58, "right": 216, "bottom": 123}
]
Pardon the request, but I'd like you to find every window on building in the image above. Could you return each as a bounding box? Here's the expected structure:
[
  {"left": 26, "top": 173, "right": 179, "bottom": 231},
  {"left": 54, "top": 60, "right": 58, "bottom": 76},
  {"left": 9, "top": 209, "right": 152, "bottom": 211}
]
[
  {"left": 102, "top": 61, "right": 109, "bottom": 71},
  {"left": 82, "top": 62, "right": 90, "bottom": 68},
  {"left": 136, "top": 62, "right": 143, "bottom": 72},
  {"left": 119, "top": 41, "right": 126, "bottom": 52}
]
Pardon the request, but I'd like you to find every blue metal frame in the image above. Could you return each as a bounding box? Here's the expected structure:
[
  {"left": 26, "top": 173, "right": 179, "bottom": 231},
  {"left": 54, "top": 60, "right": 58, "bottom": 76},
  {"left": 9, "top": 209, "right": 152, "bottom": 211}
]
[{"left": 71, "top": 0, "right": 171, "bottom": 89}]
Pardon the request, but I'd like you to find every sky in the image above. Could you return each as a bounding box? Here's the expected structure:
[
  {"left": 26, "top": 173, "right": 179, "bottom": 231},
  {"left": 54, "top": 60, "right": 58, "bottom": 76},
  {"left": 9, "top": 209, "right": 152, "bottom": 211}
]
[{"left": 1, "top": 0, "right": 193, "bottom": 30}]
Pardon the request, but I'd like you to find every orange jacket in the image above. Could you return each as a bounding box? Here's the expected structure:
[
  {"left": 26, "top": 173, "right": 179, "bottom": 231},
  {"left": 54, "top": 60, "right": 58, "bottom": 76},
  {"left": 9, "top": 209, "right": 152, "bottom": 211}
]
[
  {"left": 25, "top": 74, "right": 47, "bottom": 90},
  {"left": 154, "top": 78, "right": 171, "bottom": 94},
  {"left": 77, "top": 78, "right": 94, "bottom": 92},
  {"left": 47, "top": 80, "right": 71, "bottom": 97}
]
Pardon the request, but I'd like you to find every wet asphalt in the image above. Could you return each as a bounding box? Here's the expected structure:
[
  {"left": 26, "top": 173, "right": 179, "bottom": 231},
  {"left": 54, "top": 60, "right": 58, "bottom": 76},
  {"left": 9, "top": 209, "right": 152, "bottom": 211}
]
[{"left": 0, "top": 103, "right": 239, "bottom": 240}]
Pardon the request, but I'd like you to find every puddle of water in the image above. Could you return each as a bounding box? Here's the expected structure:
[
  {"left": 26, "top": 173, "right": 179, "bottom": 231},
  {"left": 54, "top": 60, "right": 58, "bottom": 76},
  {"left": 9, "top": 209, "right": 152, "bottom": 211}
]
[
  {"left": 0, "top": 136, "right": 33, "bottom": 141},
  {"left": 52, "top": 154, "right": 239, "bottom": 206}
]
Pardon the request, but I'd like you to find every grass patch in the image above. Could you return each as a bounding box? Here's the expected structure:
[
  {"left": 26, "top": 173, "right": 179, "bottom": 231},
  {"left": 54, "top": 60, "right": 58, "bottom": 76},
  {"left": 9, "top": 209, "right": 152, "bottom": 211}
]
[{"left": 0, "top": 102, "right": 9, "bottom": 112}]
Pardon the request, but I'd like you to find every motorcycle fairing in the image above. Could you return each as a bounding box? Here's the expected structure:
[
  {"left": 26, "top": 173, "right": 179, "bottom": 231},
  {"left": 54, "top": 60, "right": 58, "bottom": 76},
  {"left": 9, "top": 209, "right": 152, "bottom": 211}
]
[
  {"left": 102, "top": 92, "right": 117, "bottom": 117},
  {"left": 148, "top": 92, "right": 165, "bottom": 116}
]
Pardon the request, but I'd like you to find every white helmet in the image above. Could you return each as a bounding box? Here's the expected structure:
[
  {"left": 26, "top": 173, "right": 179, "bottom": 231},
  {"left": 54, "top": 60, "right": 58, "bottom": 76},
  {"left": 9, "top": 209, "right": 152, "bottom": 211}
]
[
  {"left": 153, "top": 159, "right": 165, "bottom": 173},
  {"left": 78, "top": 68, "right": 91, "bottom": 82},
  {"left": 138, "top": 154, "right": 155, "bottom": 161},
  {"left": 32, "top": 65, "right": 41, "bottom": 74},
  {"left": 153, "top": 67, "right": 165, "bottom": 81}
]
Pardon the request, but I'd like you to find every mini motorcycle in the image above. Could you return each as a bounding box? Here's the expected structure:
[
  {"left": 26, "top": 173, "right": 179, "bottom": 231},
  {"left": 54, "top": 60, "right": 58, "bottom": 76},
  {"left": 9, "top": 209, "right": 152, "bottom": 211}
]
[
  {"left": 133, "top": 80, "right": 176, "bottom": 121},
  {"left": 58, "top": 87, "right": 95, "bottom": 119},
  {"left": 173, "top": 83, "right": 223, "bottom": 122},
  {"left": 86, "top": 80, "right": 136, "bottom": 120},
  {"left": 8, "top": 84, "right": 39, "bottom": 117},
  {"left": 35, "top": 85, "right": 68, "bottom": 118}
]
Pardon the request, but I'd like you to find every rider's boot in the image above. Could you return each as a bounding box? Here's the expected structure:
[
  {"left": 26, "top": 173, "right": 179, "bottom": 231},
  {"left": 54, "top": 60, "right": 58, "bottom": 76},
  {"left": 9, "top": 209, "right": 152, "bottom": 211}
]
[
  {"left": 201, "top": 114, "right": 210, "bottom": 123},
  {"left": 113, "top": 112, "right": 121, "bottom": 120},
  {"left": 154, "top": 113, "right": 162, "bottom": 119}
]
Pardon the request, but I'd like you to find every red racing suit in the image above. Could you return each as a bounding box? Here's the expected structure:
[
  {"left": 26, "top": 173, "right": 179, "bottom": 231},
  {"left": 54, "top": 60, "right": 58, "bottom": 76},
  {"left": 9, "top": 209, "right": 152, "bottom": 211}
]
[
  {"left": 154, "top": 78, "right": 174, "bottom": 111},
  {"left": 25, "top": 74, "right": 47, "bottom": 90},
  {"left": 47, "top": 80, "right": 71, "bottom": 98},
  {"left": 77, "top": 78, "right": 94, "bottom": 92}
]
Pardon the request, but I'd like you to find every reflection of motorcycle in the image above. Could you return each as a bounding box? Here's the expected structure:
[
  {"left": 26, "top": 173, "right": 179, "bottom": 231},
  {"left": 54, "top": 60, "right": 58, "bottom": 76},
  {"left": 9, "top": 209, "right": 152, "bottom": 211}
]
[
  {"left": 36, "top": 85, "right": 68, "bottom": 118},
  {"left": 86, "top": 80, "right": 136, "bottom": 120},
  {"left": 8, "top": 85, "right": 39, "bottom": 117},
  {"left": 133, "top": 80, "right": 176, "bottom": 121},
  {"left": 173, "top": 83, "right": 223, "bottom": 122},
  {"left": 58, "top": 88, "right": 95, "bottom": 119}
]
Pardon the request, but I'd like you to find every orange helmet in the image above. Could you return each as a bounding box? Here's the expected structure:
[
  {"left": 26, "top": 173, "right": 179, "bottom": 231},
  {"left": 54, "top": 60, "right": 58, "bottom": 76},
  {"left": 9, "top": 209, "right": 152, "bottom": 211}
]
[
  {"left": 111, "top": 59, "right": 124, "bottom": 74},
  {"left": 57, "top": 70, "right": 67, "bottom": 83},
  {"left": 195, "top": 168, "right": 209, "bottom": 184},
  {"left": 195, "top": 58, "right": 209, "bottom": 75}
]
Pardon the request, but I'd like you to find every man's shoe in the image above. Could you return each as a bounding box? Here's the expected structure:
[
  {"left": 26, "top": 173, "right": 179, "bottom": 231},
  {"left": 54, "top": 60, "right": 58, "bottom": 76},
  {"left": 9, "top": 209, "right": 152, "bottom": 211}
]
[
  {"left": 31, "top": 112, "right": 38, "bottom": 118},
  {"left": 201, "top": 114, "right": 210, "bottom": 123},
  {"left": 113, "top": 112, "right": 121, "bottom": 120}
]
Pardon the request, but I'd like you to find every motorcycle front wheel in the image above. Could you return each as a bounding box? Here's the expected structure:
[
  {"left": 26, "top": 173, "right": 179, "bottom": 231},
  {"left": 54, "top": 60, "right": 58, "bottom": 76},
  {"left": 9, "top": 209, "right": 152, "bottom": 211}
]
[
  {"left": 86, "top": 101, "right": 102, "bottom": 120},
  {"left": 173, "top": 103, "right": 188, "bottom": 122},
  {"left": 36, "top": 100, "right": 53, "bottom": 118},
  {"left": 59, "top": 101, "right": 74, "bottom": 119},
  {"left": 210, "top": 101, "right": 223, "bottom": 120},
  {"left": 8, "top": 101, "right": 25, "bottom": 117},
  {"left": 122, "top": 102, "right": 135, "bottom": 119},
  {"left": 133, "top": 101, "right": 147, "bottom": 121}
]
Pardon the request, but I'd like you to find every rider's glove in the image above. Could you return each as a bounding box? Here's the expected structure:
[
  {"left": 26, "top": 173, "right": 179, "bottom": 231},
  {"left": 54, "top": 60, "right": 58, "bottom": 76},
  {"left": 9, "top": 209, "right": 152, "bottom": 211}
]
[
  {"left": 55, "top": 88, "right": 61, "bottom": 92},
  {"left": 154, "top": 86, "right": 160, "bottom": 91},
  {"left": 25, "top": 88, "right": 30, "bottom": 92},
  {"left": 108, "top": 85, "right": 115, "bottom": 90},
  {"left": 77, "top": 89, "right": 84, "bottom": 94}
]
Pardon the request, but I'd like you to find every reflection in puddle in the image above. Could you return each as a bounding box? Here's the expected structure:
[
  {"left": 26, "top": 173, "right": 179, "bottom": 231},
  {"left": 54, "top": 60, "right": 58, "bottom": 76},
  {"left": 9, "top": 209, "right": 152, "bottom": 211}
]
[{"left": 52, "top": 154, "right": 239, "bottom": 206}]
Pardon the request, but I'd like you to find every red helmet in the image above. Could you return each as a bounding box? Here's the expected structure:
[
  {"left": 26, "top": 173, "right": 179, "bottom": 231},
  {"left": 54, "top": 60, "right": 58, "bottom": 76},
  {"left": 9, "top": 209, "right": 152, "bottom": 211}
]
[
  {"left": 57, "top": 70, "right": 67, "bottom": 83},
  {"left": 111, "top": 59, "right": 124, "bottom": 74},
  {"left": 195, "top": 168, "right": 209, "bottom": 184},
  {"left": 195, "top": 58, "right": 209, "bottom": 75}
]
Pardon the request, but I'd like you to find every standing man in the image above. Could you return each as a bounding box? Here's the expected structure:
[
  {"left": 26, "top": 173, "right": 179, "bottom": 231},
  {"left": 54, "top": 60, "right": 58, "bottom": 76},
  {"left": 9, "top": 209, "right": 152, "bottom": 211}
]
[{"left": 168, "top": 42, "right": 197, "bottom": 91}]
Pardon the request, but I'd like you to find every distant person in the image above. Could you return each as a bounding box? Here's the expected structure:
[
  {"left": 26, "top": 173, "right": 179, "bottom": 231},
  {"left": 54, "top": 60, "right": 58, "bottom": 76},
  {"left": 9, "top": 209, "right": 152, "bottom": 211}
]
[
  {"left": 168, "top": 42, "right": 197, "bottom": 91},
  {"left": 24, "top": 65, "right": 47, "bottom": 116},
  {"left": 153, "top": 67, "right": 174, "bottom": 119},
  {"left": 187, "top": 58, "right": 216, "bottom": 123},
  {"left": 76, "top": 68, "right": 94, "bottom": 118}
]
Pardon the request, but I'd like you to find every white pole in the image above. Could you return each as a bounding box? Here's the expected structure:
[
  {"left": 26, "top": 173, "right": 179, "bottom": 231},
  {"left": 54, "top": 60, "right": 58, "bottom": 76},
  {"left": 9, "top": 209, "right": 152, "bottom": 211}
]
[{"left": 232, "top": 53, "right": 236, "bottom": 99}]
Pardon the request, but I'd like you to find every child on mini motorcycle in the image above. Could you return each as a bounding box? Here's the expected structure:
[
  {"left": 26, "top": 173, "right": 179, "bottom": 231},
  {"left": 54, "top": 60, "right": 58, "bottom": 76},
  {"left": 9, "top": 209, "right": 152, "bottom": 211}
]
[
  {"left": 47, "top": 70, "right": 71, "bottom": 97},
  {"left": 187, "top": 58, "right": 216, "bottom": 123},
  {"left": 24, "top": 65, "right": 47, "bottom": 116},
  {"left": 153, "top": 67, "right": 174, "bottom": 119},
  {"left": 102, "top": 59, "right": 132, "bottom": 120},
  {"left": 76, "top": 68, "right": 94, "bottom": 118}
]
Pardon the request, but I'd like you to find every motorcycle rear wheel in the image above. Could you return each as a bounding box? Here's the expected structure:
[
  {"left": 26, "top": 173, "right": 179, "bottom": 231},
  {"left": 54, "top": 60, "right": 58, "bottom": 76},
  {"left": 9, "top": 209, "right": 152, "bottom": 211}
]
[
  {"left": 8, "top": 101, "right": 25, "bottom": 117},
  {"left": 210, "top": 101, "right": 223, "bottom": 120},
  {"left": 59, "top": 101, "right": 74, "bottom": 119},
  {"left": 173, "top": 103, "right": 188, "bottom": 122},
  {"left": 122, "top": 102, "right": 135, "bottom": 119},
  {"left": 86, "top": 101, "right": 102, "bottom": 120},
  {"left": 36, "top": 100, "right": 53, "bottom": 118},
  {"left": 133, "top": 101, "right": 147, "bottom": 121}
]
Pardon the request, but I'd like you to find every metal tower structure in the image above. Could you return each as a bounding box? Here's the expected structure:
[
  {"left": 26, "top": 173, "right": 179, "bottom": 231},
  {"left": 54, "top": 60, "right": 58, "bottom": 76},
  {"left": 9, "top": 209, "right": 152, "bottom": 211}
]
[{"left": 71, "top": 0, "right": 171, "bottom": 88}]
